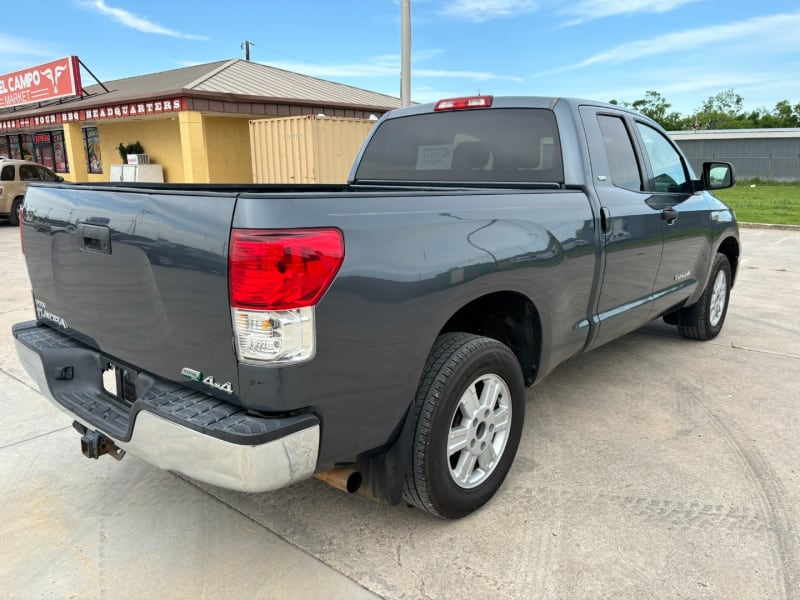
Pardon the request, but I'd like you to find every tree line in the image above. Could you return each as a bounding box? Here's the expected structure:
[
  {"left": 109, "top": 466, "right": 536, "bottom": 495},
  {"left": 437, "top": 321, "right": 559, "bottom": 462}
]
[{"left": 609, "top": 90, "right": 800, "bottom": 131}]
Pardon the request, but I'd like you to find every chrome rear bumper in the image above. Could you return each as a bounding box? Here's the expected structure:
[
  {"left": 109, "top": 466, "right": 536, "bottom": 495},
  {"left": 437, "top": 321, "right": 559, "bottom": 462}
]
[{"left": 14, "top": 321, "right": 319, "bottom": 493}]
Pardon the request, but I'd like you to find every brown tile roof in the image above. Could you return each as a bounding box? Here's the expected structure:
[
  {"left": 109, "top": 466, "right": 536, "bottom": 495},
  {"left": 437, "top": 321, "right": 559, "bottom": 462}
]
[{"left": 0, "top": 59, "right": 402, "bottom": 119}]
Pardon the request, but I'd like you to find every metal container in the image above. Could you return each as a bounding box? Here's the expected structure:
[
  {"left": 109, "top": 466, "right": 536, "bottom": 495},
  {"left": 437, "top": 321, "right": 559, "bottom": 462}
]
[
  {"left": 249, "top": 116, "right": 376, "bottom": 184},
  {"left": 126, "top": 154, "right": 150, "bottom": 165}
]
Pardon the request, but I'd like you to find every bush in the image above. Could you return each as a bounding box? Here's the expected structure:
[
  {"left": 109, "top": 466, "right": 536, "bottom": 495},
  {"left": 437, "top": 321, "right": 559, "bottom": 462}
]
[{"left": 116, "top": 141, "right": 145, "bottom": 162}]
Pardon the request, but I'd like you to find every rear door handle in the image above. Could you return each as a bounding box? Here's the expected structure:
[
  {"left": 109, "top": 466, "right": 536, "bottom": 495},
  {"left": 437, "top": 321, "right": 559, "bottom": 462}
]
[
  {"left": 600, "top": 206, "right": 610, "bottom": 234},
  {"left": 78, "top": 224, "right": 112, "bottom": 255},
  {"left": 662, "top": 208, "right": 679, "bottom": 226}
]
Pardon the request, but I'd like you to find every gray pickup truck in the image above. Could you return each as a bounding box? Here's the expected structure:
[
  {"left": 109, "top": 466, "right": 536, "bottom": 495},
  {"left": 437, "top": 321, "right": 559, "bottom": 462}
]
[{"left": 13, "top": 96, "right": 739, "bottom": 518}]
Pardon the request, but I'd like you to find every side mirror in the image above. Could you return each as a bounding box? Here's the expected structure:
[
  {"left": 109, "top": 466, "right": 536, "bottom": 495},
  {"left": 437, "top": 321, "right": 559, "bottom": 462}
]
[
  {"left": 697, "top": 161, "right": 735, "bottom": 191},
  {"left": 56, "top": 176, "right": 64, "bottom": 183}
]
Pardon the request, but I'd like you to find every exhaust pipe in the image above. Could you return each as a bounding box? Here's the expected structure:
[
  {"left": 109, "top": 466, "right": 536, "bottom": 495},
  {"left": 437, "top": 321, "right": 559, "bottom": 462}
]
[{"left": 314, "top": 467, "right": 363, "bottom": 494}]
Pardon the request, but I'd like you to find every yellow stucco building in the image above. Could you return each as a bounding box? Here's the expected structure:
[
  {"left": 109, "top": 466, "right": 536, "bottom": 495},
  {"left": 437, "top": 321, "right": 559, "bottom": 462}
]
[{"left": 0, "top": 59, "right": 401, "bottom": 184}]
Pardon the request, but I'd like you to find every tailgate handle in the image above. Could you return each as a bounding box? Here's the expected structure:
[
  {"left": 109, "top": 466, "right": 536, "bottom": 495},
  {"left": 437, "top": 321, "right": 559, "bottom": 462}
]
[{"left": 78, "top": 224, "right": 111, "bottom": 255}]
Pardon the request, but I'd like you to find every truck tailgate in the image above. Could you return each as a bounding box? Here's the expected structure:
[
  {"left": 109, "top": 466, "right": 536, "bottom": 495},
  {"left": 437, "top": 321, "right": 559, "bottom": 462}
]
[{"left": 22, "top": 184, "right": 239, "bottom": 398}]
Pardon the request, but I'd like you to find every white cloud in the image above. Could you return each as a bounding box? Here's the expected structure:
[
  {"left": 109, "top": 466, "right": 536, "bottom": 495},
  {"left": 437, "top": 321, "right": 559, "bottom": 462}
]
[
  {"left": 591, "top": 71, "right": 777, "bottom": 103},
  {"left": 0, "top": 35, "right": 54, "bottom": 58},
  {"left": 411, "top": 86, "right": 477, "bottom": 104},
  {"left": 441, "top": 0, "right": 538, "bottom": 22},
  {"left": 374, "top": 49, "right": 447, "bottom": 64},
  {"left": 0, "top": 35, "right": 56, "bottom": 71},
  {"left": 540, "top": 61, "right": 799, "bottom": 114},
  {"left": 77, "top": 1, "right": 208, "bottom": 40},
  {"left": 537, "top": 11, "right": 800, "bottom": 75},
  {"left": 265, "top": 54, "right": 523, "bottom": 83},
  {"left": 417, "top": 69, "right": 523, "bottom": 83},
  {"left": 562, "top": 0, "right": 700, "bottom": 25}
]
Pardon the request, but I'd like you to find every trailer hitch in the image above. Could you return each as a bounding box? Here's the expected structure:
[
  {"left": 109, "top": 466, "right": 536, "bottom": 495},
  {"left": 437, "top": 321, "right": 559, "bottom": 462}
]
[{"left": 73, "top": 422, "right": 126, "bottom": 461}]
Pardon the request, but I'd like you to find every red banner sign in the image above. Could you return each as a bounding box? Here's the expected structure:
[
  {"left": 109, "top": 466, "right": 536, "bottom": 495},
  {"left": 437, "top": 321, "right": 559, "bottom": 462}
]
[
  {"left": 0, "top": 56, "right": 83, "bottom": 109},
  {"left": 0, "top": 97, "right": 186, "bottom": 132}
]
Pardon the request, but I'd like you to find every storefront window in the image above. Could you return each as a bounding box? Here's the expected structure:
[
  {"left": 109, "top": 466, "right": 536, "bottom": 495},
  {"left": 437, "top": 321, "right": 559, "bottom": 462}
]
[
  {"left": 83, "top": 127, "right": 102, "bottom": 174},
  {"left": 20, "top": 134, "right": 34, "bottom": 161},
  {"left": 9, "top": 135, "right": 21, "bottom": 160},
  {"left": 0, "top": 132, "right": 68, "bottom": 170},
  {"left": 33, "top": 132, "right": 55, "bottom": 169},
  {"left": 53, "top": 132, "right": 68, "bottom": 173}
]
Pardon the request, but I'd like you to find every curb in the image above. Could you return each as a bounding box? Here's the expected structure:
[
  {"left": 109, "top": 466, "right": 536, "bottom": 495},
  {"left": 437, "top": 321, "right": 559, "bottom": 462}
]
[{"left": 739, "top": 222, "right": 800, "bottom": 232}]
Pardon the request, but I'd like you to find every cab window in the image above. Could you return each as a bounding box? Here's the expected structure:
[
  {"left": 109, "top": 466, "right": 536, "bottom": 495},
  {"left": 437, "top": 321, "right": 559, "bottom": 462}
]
[
  {"left": 36, "top": 166, "right": 59, "bottom": 182},
  {"left": 635, "top": 123, "right": 690, "bottom": 193},
  {"left": 355, "top": 108, "right": 564, "bottom": 184},
  {"left": 0, "top": 165, "right": 13, "bottom": 181},
  {"left": 597, "top": 115, "right": 642, "bottom": 191}
]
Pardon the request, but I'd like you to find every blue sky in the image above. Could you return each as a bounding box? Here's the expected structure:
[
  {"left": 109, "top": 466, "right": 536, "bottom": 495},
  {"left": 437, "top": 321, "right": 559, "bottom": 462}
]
[{"left": 1, "top": 0, "right": 799, "bottom": 116}]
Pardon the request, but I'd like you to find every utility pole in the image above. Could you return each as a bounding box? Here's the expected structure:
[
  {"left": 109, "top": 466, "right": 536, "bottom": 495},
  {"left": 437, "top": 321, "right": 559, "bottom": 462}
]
[
  {"left": 401, "top": 0, "right": 411, "bottom": 107},
  {"left": 241, "top": 40, "right": 255, "bottom": 61}
]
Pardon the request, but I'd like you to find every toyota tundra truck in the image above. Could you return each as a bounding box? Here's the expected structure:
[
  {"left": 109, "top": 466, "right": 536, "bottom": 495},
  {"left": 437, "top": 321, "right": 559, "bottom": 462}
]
[{"left": 12, "top": 96, "right": 739, "bottom": 518}]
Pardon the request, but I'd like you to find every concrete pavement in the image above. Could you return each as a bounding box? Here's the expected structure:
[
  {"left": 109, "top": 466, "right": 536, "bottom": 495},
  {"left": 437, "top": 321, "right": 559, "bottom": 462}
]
[{"left": 1, "top": 224, "right": 798, "bottom": 599}]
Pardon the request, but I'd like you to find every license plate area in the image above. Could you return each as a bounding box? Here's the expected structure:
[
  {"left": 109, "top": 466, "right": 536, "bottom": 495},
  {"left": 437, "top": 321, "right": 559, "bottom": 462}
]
[{"left": 102, "top": 361, "right": 137, "bottom": 404}]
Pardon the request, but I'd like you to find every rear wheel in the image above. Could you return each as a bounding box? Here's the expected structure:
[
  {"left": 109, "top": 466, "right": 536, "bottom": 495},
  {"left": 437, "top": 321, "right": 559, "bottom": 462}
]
[
  {"left": 8, "top": 197, "right": 22, "bottom": 226},
  {"left": 677, "top": 253, "right": 732, "bottom": 340},
  {"left": 402, "top": 333, "right": 525, "bottom": 518}
]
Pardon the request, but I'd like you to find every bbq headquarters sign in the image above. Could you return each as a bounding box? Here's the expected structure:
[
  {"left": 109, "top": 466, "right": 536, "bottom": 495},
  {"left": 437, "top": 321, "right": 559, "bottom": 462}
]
[
  {"left": 0, "top": 56, "right": 83, "bottom": 109},
  {"left": 0, "top": 98, "right": 187, "bottom": 131}
]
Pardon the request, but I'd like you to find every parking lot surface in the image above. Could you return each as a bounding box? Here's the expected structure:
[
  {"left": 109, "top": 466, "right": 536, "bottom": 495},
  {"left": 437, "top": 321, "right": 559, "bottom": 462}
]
[{"left": 1, "top": 224, "right": 798, "bottom": 599}]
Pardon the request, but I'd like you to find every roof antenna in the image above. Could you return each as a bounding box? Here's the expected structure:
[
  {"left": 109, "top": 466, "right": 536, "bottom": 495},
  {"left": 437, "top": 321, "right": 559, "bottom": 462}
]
[{"left": 241, "top": 40, "right": 255, "bottom": 61}]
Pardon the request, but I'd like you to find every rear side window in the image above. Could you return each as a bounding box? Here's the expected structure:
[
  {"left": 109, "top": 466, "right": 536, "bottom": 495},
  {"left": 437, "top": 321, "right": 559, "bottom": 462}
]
[
  {"left": 355, "top": 108, "right": 563, "bottom": 184},
  {"left": 19, "top": 165, "right": 39, "bottom": 181},
  {"left": 597, "top": 115, "right": 642, "bottom": 191},
  {"left": 0, "top": 165, "right": 13, "bottom": 181}
]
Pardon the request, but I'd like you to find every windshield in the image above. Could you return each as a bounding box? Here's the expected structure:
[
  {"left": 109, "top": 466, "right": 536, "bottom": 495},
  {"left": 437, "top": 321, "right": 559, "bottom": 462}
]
[{"left": 354, "top": 108, "right": 563, "bottom": 185}]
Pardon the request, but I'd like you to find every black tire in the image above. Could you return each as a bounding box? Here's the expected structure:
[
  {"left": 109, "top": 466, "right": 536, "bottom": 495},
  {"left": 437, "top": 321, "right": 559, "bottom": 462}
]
[
  {"left": 677, "top": 253, "right": 732, "bottom": 340},
  {"left": 8, "top": 197, "right": 22, "bottom": 226},
  {"left": 402, "top": 333, "right": 525, "bottom": 518}
]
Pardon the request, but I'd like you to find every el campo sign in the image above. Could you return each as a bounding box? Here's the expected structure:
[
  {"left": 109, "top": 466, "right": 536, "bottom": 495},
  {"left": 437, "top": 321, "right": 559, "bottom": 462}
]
[{"left": 0, "top": 56, "right": 83, "bottom": 109}]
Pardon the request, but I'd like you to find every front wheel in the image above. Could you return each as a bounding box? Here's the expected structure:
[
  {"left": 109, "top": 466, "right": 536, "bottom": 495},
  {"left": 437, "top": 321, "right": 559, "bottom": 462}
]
[
  {"left": 677, "top": 252, "right": 732, "bottom": 340},
  {"left": 402, "top": 333, "right": 525, "bottom": 518}
]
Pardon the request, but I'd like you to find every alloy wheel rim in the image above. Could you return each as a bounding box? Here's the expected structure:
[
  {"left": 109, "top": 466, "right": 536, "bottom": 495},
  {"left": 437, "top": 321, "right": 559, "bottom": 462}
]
[
  {"left": 709, "top": 269, "right": 727, "bottom": 327},
  {"left": 447, "top": 373, "right": 512, "bottom": 489}
]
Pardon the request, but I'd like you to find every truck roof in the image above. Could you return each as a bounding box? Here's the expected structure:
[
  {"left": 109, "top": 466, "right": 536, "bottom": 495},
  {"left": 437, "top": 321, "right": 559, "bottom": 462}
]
[{"left": 383, "top": 96, "right": 634, "bottom": 119}]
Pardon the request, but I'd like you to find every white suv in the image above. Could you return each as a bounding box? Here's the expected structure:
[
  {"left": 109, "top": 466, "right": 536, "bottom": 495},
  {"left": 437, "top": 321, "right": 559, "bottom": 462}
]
[{"left": 1, "top": 160, "right": 63, "bottom": 226}]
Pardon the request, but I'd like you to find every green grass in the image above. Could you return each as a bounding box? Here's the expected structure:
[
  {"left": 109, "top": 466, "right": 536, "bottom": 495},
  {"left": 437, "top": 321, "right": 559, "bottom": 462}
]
[{"left": 714, "top": 182, "right": 800, "bottom": 226}]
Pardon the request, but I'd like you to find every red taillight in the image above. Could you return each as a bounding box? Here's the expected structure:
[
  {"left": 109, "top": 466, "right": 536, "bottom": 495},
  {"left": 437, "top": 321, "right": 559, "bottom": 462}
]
[
  {"left": 434, "top": 96, "right": 493, "bottom": 111},
  {"left": 229, "top": 228, "right": 344, "bottom": 310}
]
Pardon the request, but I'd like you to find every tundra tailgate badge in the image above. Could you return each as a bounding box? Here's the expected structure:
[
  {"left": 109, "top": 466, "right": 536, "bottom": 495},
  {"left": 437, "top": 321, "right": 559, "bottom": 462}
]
[{"left": 34, "top": 299, "right": 68, "bottom": 330}]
